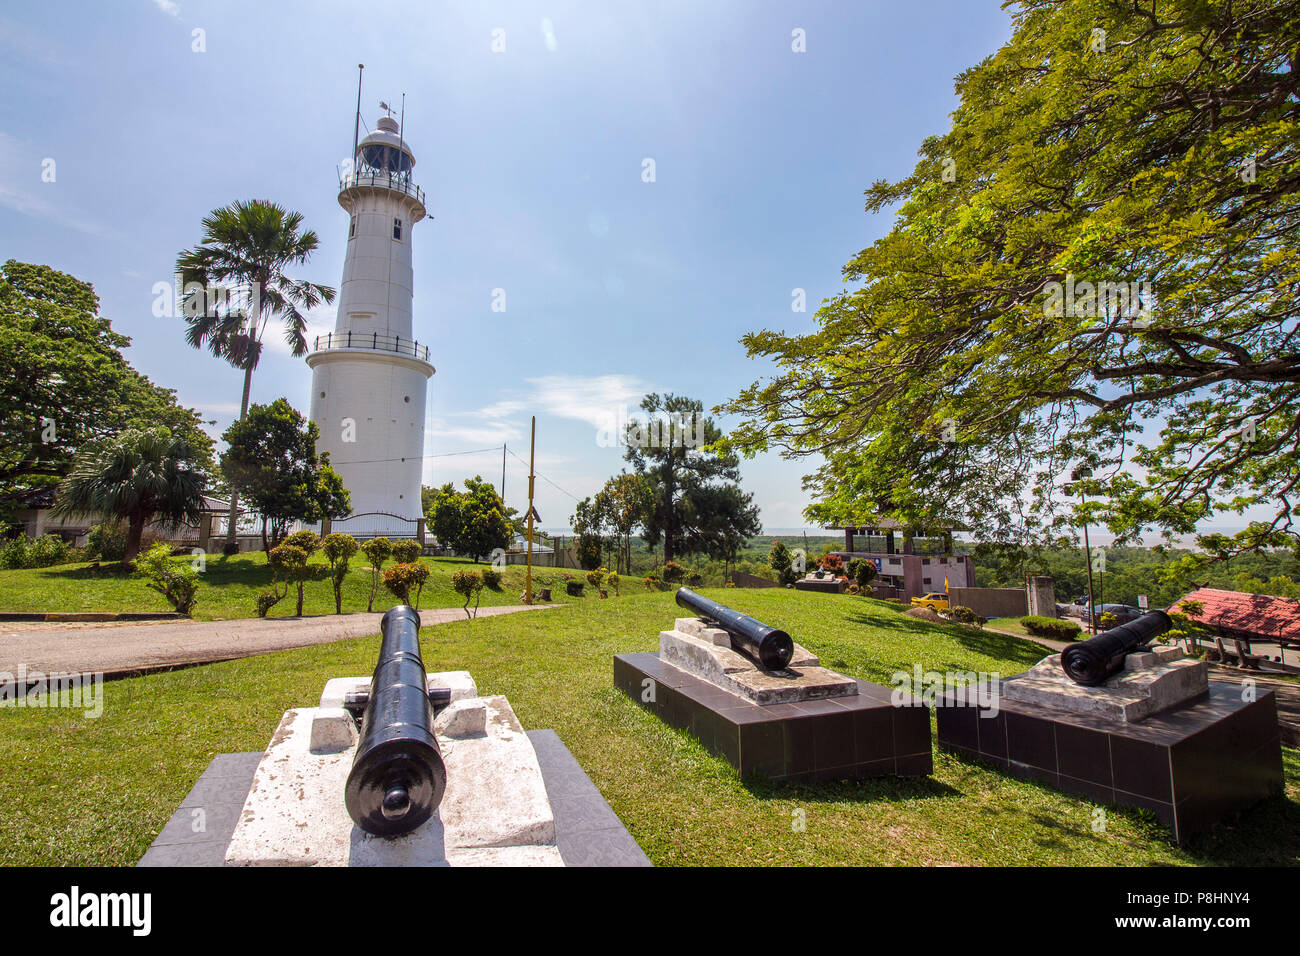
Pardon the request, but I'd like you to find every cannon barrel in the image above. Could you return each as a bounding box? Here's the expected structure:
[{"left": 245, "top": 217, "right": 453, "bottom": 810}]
[
  {"left": 1059, "top": 609, "right": 1173, "bottom": 686},
  {"left": 675, "top": 587, "right": 795, "bottom": 671},
  {"left": 345, "top": 605, "right": 447, "bottom": 837}
]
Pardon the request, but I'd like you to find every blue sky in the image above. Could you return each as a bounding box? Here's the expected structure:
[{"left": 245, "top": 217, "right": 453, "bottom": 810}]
[{"left": 1, "top": 0, "right": 1016, "bottom": 533}]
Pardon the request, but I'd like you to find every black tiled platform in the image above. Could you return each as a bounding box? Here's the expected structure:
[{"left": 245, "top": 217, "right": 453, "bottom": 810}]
[
  {"left": 138, "top": 731, "right": 650, "bottom": 867},
  {"left": 615, "top": 652, "right": 932, "bottom": 782},
  {"left": 936, "top": 680, "right": 1285, "bottom": 843}
]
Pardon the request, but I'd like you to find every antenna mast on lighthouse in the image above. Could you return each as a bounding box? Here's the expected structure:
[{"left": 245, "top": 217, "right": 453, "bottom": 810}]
[{"left": 352, "top": 63, "right": 364, "bottom": 170}]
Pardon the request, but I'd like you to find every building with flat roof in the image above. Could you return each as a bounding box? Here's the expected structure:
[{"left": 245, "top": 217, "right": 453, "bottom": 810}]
[{"left": 825, "top": 519, "right": 973, "bottom": 600}]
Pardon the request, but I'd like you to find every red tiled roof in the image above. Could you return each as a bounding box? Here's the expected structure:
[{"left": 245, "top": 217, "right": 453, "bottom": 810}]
[{"left": 1169, "top": 588, "right": 1300, "bottom": 641}]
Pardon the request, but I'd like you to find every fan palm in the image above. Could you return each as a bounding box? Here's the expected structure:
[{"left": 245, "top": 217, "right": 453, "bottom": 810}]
[
  {"left": 176, "top": 199, "right": 335, "bottom": 551},
  {"left": 51, "top": 426, "right": 206, "bottom": 561}
]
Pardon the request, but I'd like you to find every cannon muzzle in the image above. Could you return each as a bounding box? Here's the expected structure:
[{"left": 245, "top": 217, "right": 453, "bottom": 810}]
[
  {"left": 675, "top": 586, "right": 794, "bottom": 671},
  {"left": 344, "top": 605, "right": 447, "bottom": 837},
  {"left": 1059, "top": 609, "right": 1173, "bottom": 686}
]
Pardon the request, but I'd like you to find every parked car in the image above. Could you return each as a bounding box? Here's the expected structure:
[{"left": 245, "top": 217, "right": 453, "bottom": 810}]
[
  {"left": 911, "top": 592, "right": 950, "bottom": 612},
  {"left": 1081, "top": 603, "right": 1143, "bottom": 625}
]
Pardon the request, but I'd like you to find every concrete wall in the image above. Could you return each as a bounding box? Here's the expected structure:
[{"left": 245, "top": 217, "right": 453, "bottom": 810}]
[
  {"left": 948, "top": 587, "right": 1028, "bottom": 619},
  {"left": 732, "top": 571, "right": 779, "bottom": 589}
]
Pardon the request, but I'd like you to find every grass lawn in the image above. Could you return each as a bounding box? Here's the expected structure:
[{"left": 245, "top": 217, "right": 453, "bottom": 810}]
[
  {"left": 0, "top": 553, "right": 600, "bottom": 621},
  {"left": 0, "top": 588, "right": 1295, "bottom": 866}
]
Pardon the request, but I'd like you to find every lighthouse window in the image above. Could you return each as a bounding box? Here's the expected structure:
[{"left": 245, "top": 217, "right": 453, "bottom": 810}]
[
  {"left": 392, "top": 217, "right": 402, "bottom": 240},
  {"left": 349, "top": 216, "right": 356, "bottom": 239}
]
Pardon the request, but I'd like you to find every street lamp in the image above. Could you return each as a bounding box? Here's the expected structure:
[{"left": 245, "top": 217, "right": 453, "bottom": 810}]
[{"left": 1070, "top": 465, "right": 1099, "bottom": 635}]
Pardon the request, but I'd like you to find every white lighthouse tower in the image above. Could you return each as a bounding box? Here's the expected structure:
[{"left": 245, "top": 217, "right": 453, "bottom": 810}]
[{"left": 306, "top": 103, "right": 433, "bottom": 533}]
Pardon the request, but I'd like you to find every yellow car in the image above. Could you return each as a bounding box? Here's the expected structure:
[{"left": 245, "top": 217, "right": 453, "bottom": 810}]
[{"left": 911, "top": 592, "right": 950, "bottom": 612}]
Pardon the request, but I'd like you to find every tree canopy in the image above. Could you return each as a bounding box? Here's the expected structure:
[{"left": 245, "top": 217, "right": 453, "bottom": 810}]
[
  {"left": 0, "top": 260, "right": 214, "bottom": 521},
  {"left": 220, "top": 398, "right": 350, "bottom": 548},
  {"left": 719, "top": 0, "right": 1300, "bottom": 560},
  {"left": 424, "top": 476, "right": 512, "bottom": 562},
  {"left": 51, "top": 426, "right": 207, "bottom": 560},
  {"left": 623, "top": 393, "right": 761, "bottom": 563}
]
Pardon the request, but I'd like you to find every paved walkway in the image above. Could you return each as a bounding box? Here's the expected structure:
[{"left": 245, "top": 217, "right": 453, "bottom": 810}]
[{"left": 0, "top": 605, "right": 555, "bottom": 680}]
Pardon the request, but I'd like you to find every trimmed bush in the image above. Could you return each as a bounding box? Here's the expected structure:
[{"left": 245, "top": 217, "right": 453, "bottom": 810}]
[
  {"left": 661, "top": 561, "right": 685, "bottom": 584},
  {"left": 944, "top": 605, "right": 986, "bottom": 628},
  {"left": 321, "top": 532, "right": 359, "bottom": 614},
  {"left": 606, "top": 571, "right": 620, "bottom": 595},
  {"left": 451, "top": 569, "right": 483, "bottom": 618},
  {"left": 643, "top": 574, "right": 661, "bottom": 590},
  {"left": 565, "top": 579, "right": 585, "bottom": 597},
  {"left": 1019, "top": 615, "right": 1082, "bottom": 640},
  {"left": 359, "top": 537, "right": 393, "bottom": 612},
  {"left": 390, "top": 539, "right": 422, "bottom": 564},
  {"left": 385, "top": 561, "right": 431, "bottom": 609},
  {"left": 481, "top": 566, "right": 502, "bottom": 589},
  {"left": 134, "top": 542, "right": 199, "bottom": 614}
]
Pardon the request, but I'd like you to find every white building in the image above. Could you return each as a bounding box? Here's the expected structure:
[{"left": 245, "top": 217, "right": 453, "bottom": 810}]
[{"left": 307, "top": 112, "right": 434, "bottom": 536}]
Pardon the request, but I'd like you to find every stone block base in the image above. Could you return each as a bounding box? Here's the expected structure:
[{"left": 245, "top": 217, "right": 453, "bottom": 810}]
[
  {"left": 615, "top": 652, "right": 931, "bottom": 782},
  {"left": 936, "top": 679, "right": 1284, "bottom": 843}
]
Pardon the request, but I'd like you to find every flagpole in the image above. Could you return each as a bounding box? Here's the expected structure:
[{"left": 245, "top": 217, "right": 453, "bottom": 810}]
[{"left": 525, "top": 416, "right": 536, "bottom": 604}]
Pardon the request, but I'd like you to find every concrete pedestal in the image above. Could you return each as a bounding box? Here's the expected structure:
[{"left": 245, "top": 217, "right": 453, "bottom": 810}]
[
  {"left": 936, "top": 677, "right": 1284, "bottom": 843},
  {"left": 221, "top": 671, "right": 585, "bottom": 866}
]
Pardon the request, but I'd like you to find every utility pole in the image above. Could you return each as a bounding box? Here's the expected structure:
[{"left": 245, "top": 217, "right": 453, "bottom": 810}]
[
  {"left": 525, "top": 417, "right": 536, "bottom": 604},
  {"left": 1072, "top": 465, "right": 1098, "bottom": 635},
  {"left": 500, "top": 443, "right": 506, "bottom": 503}
]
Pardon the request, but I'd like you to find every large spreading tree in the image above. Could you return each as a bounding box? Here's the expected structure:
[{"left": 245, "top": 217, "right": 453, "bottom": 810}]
[
  {"left": 0, "top": 260, "right": 214, "bottom": 524},
  {"left": 720, "top": 0, "right": 1300, "bottom": 561}
]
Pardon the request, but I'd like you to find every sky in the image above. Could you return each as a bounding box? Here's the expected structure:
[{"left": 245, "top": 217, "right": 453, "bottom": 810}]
[{"left": 0, "top": 1, "right": 1022, "bottom": 534}]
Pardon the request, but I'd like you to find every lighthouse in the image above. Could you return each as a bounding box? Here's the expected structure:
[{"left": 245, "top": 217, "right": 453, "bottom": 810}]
[{"left": 306, "top": 106, "right": 433, "bottom": 534}]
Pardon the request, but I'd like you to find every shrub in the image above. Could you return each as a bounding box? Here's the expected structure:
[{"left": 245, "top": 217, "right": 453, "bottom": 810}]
[
  {"left": 643, "top": 574, "right": 661, "bottom": 590},
  {"left": 359, "top": 536, "right": 393, "bottom": 612},
  {"left": 661, "top": 561, "right": 685, "bottom": 584},
  {"left": 0, "top": 533, "right": 69, "bottom": 570},
  {"left": 1019, "top": 615, "right": 1083, "bottom": 640},
  {"left": 606, "top": 571, "right": 620, "bottom": 595},
  {"left": 282, "top": 529, "right": 320, "bottom": 555},
  {"left": 390, "top": 539, "right": 422, "bottom": 564},
  {"left": 687, "top": 572, "right": 703, "bottom": 586},
  {"left": 565, "top": 579, "right": 585, "bottom": 597},
  {"left": 945, "top": 605, "right": 986, "bottom": 627},
  {"left": 848, "top": 558, "right": 878, "bottom": 589},
  {"left": 321, "top": 532, "right": 359, "bottom": 615},
  {"left": 87, "top": 522, "right": 128, "bottom": 562},
  {"left": 267, "top": 543, "right": 312, "bottom": 616},
  {"left": 724, "top": 580, "right": 736, "bottom": 588},
  {"left": 255, "top": 590, "right": 282, "bottom": 618},
  {"left": 769, "top": 540, "right": 796, "bottom": 586},
  {"left": 451, "top": 569, "right": 483, "bottom": 618},
  {"left": 385, "top": 561, "right": 431, "bottom": 609},
  {"left": 820, "top": 553, "right": 845, "bottom": 575},
  {"left": 586, "top": 566, "right": 607, "bottom": 590},
  {"left": 481, "top": 565, "right": 502, "bottom": 589},
  {"left": 134, "top": 542, "right": 199, "bottom": 614},
  {"left": 1099, "top": 612, "right": 1118, "bottom": 630}
]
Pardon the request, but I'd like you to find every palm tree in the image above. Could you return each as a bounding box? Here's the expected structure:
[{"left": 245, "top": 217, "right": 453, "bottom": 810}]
[
  {"left": 176, "top": 200, "right": 335, "bottom": 553},
  {"left": 51, "top": 427, "right": 206, "bottom": 561}
]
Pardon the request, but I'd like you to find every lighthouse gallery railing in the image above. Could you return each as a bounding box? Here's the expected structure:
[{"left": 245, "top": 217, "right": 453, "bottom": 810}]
[{"left": 311, "top": 331, "right": 430, "bottom": 362}]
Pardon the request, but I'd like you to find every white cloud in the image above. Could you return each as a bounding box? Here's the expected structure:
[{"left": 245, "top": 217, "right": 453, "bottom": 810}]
[
  {"left": 525, "top": 374, "right": 648, "bottom": 430},
  {"left": 151, "top": 0, "right": 181, "bottom": 16},
  {"left": 261, "top": 304, "right": 335, "bottom": 357}
]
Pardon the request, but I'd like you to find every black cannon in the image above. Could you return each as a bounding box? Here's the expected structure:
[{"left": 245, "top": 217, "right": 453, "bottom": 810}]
[
  {"left": 1059, "top": 609, "right": 1173, "bottom": 687},
  {"left": 675, "top": 587, "right": 795, "bottom": 671},
  {"left": 344, "top": 605, "right": 447, "bottom": 838}
]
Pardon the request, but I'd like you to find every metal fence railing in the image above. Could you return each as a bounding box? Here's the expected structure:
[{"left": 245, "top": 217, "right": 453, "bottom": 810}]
[{"left": 311, "top": 331, "right": 430, "bottom": 363}]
